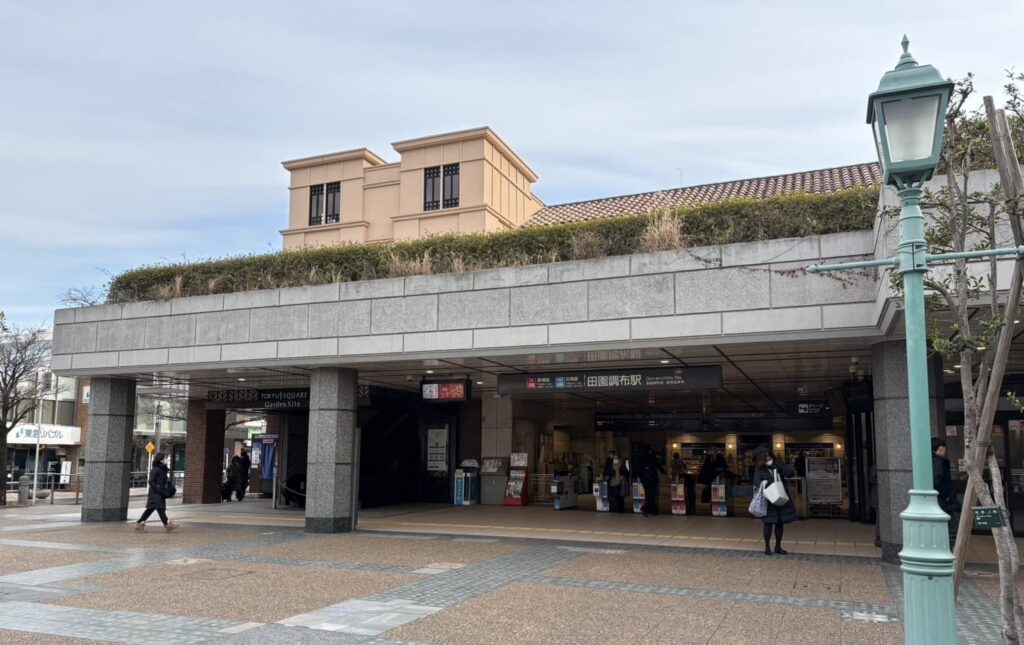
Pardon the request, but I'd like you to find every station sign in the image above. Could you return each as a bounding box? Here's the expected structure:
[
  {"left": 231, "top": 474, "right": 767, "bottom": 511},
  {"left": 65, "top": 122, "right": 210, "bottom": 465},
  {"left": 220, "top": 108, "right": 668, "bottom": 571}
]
[
  {"left": 421, "top": 379, "right": 471, "bottom": 402},
  {"left": 497, "top": 366, "right": 721, "bottom": 395},
  {"left": 785, "top": 400, "right": 831, "bottom": 417}
]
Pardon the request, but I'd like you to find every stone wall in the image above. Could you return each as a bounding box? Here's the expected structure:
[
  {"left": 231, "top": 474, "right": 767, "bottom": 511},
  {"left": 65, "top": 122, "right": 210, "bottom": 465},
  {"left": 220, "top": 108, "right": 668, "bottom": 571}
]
[{"left": 51, "top": 231, "right": 881, "bottom": 376}]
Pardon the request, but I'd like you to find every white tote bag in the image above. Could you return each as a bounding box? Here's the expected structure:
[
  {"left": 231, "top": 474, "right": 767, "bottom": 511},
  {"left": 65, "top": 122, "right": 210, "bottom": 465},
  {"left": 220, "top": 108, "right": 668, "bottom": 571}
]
[{"left": 764, "top": 469, "right": 789, "bottom": 507}]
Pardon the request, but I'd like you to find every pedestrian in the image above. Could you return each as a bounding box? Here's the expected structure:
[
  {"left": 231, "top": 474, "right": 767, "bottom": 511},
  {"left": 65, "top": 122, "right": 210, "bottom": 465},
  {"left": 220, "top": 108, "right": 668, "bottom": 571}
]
[
  {"left": 604, "top": 457, "right": 630, "bottom": 513},
  {"left": 932, "top": 438, "right": 961, "bottom": 536},
  {"left": 637, "top": 446, "right": 667, "bottom": 516},
  {"left": 134, "top": 452, "right": 178, "bottom": 533},
  {"left": 752, "top": 446, "right": 796, "bottom": 555},
  {"left": 698, "top": 453, "right": 715, "bottom": 504},
  {"left": 237, "top": 448, "right": 252, "bottom": 501},
  {"left": 604, "top": 450, "right": 617, "bottom": 474},
  {"left": 226, "top": 456, "right": 243, "bottom": 501},
  {"left": 671, "top": 452, "right": 696, "bottom": 514}
]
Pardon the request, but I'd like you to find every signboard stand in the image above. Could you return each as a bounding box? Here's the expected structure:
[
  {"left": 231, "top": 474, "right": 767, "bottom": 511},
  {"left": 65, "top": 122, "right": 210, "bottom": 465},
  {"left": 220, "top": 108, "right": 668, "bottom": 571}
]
[
  {"left": 806, "top": 457, "right": 843, "bottom": 517},
  {"left": 504, "top": 453, "right": 528, "bottom": 506}
]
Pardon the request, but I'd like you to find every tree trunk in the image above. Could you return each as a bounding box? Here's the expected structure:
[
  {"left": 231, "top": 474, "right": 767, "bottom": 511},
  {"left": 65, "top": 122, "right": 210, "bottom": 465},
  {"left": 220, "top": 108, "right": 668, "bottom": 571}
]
[{"left": 0, "top": 442, "right": 7, "bottom": 507}]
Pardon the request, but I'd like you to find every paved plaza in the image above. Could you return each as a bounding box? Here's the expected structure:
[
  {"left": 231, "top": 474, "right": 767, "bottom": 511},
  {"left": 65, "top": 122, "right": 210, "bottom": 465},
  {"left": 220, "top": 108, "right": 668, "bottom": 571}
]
[{"left": 0, "top": 501, "right": 1013, "bottom": 644}]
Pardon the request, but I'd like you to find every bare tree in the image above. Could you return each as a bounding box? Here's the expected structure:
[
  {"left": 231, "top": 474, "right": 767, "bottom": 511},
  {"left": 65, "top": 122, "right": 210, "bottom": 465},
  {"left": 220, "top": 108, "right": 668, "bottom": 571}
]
[
  {"left": 921, "top": 72, "right": 1024, "bottom": 641},
  {"left": 0, "top": 325, "right": 52, "bottom": 506},
  {"left": 59, "top": 286, "right": 104, "bottom": 308}
]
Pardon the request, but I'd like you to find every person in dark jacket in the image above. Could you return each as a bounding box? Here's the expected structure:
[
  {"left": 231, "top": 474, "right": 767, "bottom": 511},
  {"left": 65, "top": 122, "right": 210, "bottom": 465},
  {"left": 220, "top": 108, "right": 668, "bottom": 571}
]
[
  {"left": 226, "top": 456, "right": 244, "bottom": 501},
  {"left": 932, "top": 438, "right": 961, "bottom": 516},
  {"left": 753, "top": 446, "right": 796, "bottom": 555},
  {"left": 604, "top": 457, "right": 630, "bottom": 513},
  {"left": 636, "top": 446, "right": 668, "bottom": 516},
  {"left": 698, "top": 454, "right": 715, "bottom": 503},
  {"left": 135, "top": 453, "right": 178, "bottom": 532},
  {"left": 237, "top": 449, "right": 251, "bottom": 501}
]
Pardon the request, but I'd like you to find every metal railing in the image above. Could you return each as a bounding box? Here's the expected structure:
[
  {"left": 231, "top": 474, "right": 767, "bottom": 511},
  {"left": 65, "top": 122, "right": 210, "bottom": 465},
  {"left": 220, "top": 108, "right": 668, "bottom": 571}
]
[{"left": 4, "top": 471, "right": 183, "bottom": 505}]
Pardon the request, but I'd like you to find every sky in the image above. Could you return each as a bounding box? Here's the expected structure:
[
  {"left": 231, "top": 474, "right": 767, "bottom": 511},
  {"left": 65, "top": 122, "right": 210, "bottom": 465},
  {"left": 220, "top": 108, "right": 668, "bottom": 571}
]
[{"left": 2, "top": 1, "right": 1022, "bottom": 327}]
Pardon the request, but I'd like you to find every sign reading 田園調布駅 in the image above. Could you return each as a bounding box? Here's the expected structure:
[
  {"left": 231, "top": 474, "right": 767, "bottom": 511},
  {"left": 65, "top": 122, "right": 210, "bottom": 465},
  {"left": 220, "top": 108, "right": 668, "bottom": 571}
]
[{"left": 497, "top": 366, "right": 721, "bottom": 395}]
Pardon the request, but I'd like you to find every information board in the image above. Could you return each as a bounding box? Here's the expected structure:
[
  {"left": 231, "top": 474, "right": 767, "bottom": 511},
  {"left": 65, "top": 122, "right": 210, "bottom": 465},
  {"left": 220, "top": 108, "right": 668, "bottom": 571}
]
[
  {"left": 426, "top": 426, "right": 448, "bottom": 473},
  {"left": 806, "top": 457, "right": 842, "bottom": 504},
  {"left": 421, "top": 379, "right": 470, "bottom": 402}
]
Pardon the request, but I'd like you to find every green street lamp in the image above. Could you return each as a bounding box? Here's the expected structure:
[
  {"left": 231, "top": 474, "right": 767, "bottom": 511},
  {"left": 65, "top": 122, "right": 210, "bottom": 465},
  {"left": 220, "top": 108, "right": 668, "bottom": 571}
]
[
  {"left": 867, "top": 37, "right": 957, "bottom": 645},
  {"left": 813, "top": 37, "right": 1024, "bottom": 642},
  {"left": 813, "top": 37, "right": 957, "bottom": 644}
]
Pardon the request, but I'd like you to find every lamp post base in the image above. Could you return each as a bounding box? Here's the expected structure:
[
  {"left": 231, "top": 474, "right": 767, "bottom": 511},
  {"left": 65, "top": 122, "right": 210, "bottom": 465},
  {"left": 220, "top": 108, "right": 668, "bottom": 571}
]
[{"left": 900, "top": 489, "right": 957, "bottom": 644}]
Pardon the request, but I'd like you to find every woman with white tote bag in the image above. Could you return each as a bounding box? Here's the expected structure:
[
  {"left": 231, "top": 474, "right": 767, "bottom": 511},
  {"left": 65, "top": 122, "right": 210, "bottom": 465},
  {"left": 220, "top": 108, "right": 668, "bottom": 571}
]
[{"left": 752, "top": 446, "right": 797, "bottom": 556}]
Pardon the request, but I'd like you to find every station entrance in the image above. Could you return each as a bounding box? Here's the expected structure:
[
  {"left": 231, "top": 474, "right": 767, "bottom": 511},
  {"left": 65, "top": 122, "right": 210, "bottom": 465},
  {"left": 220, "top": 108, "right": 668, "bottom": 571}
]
[
  {"left": 169, "top": 337, "right": 887, "bottom": 548},
  {"left": 200, "top": 384, "right": 471, "bottom": 512}
]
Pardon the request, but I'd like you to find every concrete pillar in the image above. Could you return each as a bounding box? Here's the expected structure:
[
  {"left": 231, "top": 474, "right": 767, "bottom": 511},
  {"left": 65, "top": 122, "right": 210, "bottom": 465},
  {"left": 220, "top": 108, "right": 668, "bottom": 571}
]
[
  {"left": 872, "top": 340, "right": 945, "bottom": 562},
  {"left": 481, "top": 397, "right": 513, "bottom": 457},
  {"left": 306, "top": 367, "right": 359, "bottom": 533},
  {"left": 183, "top": 400, "right": 226, "bottom": 504},
  {"left": 82, "top": 377, "right": 135, "bottom": 522}
]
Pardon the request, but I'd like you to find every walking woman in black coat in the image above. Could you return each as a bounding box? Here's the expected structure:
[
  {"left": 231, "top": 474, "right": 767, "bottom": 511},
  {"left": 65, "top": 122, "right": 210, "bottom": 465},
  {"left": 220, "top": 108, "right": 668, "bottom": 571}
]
[
  {"left": 753, "top": 447, "right": 796, "bottom": 555},
  {"left": 134, "top": 452, "right": 179, "bottom": 533}
]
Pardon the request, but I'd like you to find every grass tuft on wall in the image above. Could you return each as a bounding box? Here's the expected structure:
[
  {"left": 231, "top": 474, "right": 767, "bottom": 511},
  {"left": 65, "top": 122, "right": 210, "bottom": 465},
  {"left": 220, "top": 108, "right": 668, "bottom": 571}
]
[{"left": 107, "top": 187, "right": 880, "bottom": 303}]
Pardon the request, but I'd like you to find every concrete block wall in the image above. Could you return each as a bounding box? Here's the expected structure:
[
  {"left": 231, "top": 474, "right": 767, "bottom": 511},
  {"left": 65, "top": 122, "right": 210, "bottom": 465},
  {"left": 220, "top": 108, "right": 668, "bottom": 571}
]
[{"left": 51, "top": 231, "right": 884, "bottom": 375}]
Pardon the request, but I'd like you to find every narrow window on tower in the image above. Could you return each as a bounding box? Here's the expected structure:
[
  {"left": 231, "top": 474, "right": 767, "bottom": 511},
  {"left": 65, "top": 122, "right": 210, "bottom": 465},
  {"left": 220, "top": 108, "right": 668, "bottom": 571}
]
[
  {"left": 325, "top": 182, "right": 340, "bottom": 224},
  {"left": 443, "top": 163, "right": 460, "bottom": 208},
  {"left": 424, "top": 166, "right": 441, "bottom": 211},
  {"left": 308, "top": 184, "right": 324, "bottom": 226}
]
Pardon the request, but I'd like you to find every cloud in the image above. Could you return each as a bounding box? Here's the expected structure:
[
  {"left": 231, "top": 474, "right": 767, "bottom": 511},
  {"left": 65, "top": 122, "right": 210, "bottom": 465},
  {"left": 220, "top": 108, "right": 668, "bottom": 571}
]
[{"left": 1, "top": 0, "right": 1022, "bottom": 325}]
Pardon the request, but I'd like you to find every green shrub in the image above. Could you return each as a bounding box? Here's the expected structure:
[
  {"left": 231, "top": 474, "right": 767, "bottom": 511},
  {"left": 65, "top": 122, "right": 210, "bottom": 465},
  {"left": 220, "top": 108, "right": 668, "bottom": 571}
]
[{"left": 107, "top": 187, "right": 879, "bottom": 303}]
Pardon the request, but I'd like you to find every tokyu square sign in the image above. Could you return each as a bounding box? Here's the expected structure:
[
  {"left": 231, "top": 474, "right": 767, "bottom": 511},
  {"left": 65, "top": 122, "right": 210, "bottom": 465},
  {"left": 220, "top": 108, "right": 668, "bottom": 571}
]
[{"left": 497, "top": 365, "right": 721, "bottom": 395}]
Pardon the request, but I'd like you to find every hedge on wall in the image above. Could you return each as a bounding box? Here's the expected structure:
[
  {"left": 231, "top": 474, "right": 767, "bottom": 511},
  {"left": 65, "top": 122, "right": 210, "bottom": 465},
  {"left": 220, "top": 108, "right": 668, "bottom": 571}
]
[{"left": 106, "top": 186, "right": 880, "bottom": 303}]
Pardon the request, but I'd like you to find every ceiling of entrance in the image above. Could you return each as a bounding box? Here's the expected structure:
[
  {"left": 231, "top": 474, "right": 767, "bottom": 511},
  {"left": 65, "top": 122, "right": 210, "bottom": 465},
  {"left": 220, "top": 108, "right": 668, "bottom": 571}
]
[{"left": 124, "top": 337, "right": 885, "bottom": 415}]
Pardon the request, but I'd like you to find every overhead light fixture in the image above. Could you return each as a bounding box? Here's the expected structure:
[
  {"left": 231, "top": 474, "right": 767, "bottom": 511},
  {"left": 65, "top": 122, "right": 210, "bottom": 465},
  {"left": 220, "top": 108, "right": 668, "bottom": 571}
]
[
  {"left": 835, "top": 443, "right": 843, "bottom": 450},
  {"left": 672, "top": 442, "right": 679, "bottom": 449},
  {"left": 977, "top": 346, "right": 987, "bottom": 351},
  {"left": 660, "top": 359, "right": 670, "bottom": 364},
  {"left": 943, "top": 369, "right": 955, "bottom": 374},
  {"left": 953, "top": 364, "right": 961, "bottom": 368},
  {"left": 476, "top": 381, "right": 483, "bottom": 385},
  {"left": 425, "top": 370, "right": 434, "bottom": 374},
  {"left": 237, "top": 378, "right": 246, "bottom": 382}
]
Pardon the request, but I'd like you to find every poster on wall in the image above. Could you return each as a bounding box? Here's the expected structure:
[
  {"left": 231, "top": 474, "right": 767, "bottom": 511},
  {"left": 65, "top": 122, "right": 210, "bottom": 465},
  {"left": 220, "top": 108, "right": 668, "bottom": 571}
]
[
  {"left": 806, "top": 457, "right": 842, "bottom": 504},
  {"left": 427, "top": 426, "right": 448, "bottom": 473}
]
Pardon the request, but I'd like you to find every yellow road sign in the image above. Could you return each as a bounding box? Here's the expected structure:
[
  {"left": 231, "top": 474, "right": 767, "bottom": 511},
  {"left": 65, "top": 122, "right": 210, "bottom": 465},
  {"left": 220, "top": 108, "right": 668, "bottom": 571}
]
[{"left": 145, "top": 441, "right": 155, "bottom": 454}]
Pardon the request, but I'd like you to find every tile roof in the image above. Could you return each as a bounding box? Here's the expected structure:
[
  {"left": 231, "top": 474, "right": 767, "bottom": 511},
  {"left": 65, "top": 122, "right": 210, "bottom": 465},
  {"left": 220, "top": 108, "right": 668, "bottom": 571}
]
[{"left": 524, "top": 162, "right": 881, "bottom": 227}]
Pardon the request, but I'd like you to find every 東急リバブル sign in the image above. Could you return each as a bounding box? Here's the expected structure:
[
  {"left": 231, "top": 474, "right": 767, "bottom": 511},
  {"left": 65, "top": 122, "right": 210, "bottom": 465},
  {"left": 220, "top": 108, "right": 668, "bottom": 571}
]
[
  {"left": 6, "top": 424, "right": 82, "bottom": 446},
  {"left": 497, "top": 366, "right": 721, "bottom": 395}
]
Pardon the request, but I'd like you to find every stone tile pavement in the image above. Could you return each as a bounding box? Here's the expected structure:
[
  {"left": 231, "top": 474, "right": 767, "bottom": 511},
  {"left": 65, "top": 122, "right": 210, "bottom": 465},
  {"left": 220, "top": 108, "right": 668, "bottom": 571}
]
[{"left": 0, "top": 507, "right": 1013, "bottom": 643}]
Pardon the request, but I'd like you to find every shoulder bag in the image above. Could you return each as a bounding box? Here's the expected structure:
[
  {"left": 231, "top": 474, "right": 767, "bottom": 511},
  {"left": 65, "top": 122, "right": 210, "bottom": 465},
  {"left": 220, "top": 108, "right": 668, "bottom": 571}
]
[
  {"left": 764, "top": 469, "right": 790, "bottom": 507},
  {"left": 748, "top": 481, "right": 767, "bottom": 518}
]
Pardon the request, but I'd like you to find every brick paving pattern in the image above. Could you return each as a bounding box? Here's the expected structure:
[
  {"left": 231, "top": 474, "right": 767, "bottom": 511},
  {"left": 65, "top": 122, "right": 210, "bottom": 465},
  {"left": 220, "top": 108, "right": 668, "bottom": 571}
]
[{"left": 0, "top": 508, "right": 1012, "bottom": 644}]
